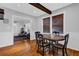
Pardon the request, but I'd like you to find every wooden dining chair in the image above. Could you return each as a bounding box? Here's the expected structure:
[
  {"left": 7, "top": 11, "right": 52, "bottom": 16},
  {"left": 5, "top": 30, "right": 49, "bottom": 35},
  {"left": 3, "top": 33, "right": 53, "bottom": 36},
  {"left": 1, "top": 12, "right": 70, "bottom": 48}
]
[
  {"left": 35, "top": 31, "right": 40, "bottom": 39},
  {"left": 53, "top": 34, "right": 69, "bottom": 56},
  {"left": 53, "top": 31, "right": 59, "bottom": 36},
  {"left": 35, "top": 31, "right": 40, "bottom": 44},
  {"left": 53, "top": 31, "right": 60, "bottom": 43},
  {"left": 36, "top": 34, "right": 50, "bottom": 56}
]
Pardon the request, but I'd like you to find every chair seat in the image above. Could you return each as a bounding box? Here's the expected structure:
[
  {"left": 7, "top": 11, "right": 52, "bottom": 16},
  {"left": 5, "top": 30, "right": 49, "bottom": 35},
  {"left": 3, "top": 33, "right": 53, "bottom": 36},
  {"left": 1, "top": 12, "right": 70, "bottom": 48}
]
[
  {"left": 54, "top": 43, "right": 64, "bottom": 49},
  {"left": 39, "top": 42, "right": 50, "bottom": 47}
]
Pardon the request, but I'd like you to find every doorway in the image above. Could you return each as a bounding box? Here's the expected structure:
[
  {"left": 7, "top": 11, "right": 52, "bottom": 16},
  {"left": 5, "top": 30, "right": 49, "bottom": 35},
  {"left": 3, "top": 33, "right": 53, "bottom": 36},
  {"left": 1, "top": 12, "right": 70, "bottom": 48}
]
[{"left": 13, "top": 18, "right": 31, "bottom": 42}]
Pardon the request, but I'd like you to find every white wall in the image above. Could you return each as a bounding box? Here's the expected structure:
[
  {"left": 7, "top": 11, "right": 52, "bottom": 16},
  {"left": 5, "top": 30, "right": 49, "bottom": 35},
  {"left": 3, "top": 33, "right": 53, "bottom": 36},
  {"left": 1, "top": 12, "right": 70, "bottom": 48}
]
[
  {"left": 25, "top": 23, "right": 30, "bottom": 33},
  {"left": 30, "top": 18, "right": 39, "bottom": 40},
  {"left": 0, "top": 8, "right": 13, "bottom": 47},
  {"left": 0, "top": 6, "right": 36, "bottom": 47},
  {"left": 36, "top": 4, "right": 79, "bottom": 50},
  {"left": 13, "top": 23, "right": 22, "bottom": 36}
]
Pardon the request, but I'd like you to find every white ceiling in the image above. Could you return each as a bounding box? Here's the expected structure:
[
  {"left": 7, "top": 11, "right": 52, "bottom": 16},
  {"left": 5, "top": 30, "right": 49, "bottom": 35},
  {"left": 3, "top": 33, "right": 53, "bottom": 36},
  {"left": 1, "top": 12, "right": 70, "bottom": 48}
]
[
  {"left": 41, "top": 3, "right": 71, "bottom": 11},
  {"left": 14, "top": 19, "right": 30, "bottom": 25},
  {"left": 13, "top": 15, "right": 31, "bottom": 25},
  {"left": 0, "top": 3, "right": 72, "bottom": 17}
]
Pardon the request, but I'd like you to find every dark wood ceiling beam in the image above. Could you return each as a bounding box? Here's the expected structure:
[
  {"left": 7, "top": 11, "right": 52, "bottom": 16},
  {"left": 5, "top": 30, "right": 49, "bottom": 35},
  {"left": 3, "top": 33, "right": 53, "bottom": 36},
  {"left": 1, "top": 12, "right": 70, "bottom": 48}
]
[{"left": 29, "top": 3, "right": 52, "bottom": 14}]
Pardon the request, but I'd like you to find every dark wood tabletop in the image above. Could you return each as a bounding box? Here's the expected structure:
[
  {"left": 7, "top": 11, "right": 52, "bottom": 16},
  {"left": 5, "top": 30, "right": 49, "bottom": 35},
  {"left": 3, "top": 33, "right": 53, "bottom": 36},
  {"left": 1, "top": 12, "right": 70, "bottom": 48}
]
[{"left": 43, "top": 35, "right": 65, "bottom": 41}]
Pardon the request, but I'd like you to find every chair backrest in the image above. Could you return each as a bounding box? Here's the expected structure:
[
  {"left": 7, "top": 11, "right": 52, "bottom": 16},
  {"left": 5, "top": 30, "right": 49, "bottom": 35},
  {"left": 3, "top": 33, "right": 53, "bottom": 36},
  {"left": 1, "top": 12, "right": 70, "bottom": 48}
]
[
  {"left": 38, "top": 34, "right": 43, "bottom": 41},
  {"left": 35, "top": 31, "right": 41, "bottom": 45},
  {"left": 37, "top": 34, "right": 44, "bottom": 46},
  {"left": 53, "top": 31, "right": 59, "bottom": 36},
  {"left": 64, "top": 34, "right": 69, "bottom": 48},
  {"left": 35, "top": 31, "right": 40, "bottom": 40}
]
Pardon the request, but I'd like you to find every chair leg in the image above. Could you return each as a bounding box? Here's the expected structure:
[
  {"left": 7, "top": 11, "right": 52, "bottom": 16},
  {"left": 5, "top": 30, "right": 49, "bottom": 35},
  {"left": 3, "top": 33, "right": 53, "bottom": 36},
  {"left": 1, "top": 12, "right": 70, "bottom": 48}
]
[
  {"left": 56, "top": 48, "right": 58, "bottom": 55},
  {"left": 65, "top": 48, "right": 68, "bottom": 56},
  {"left": 49, "top": 45, "right": 50, "bottom": 54},
  {"left": 52, "top": 45, "right": 54, "bottom": 55},
  {"left": 42, "top": 47, "right": 44, "bottom": 56},
  {"left": 37, "top": 45, "right": 39, "bottom": 53},
  {"left": 62, "top": 49, "right": 65, "bottom": 56},
  {"left": 53, "top": 47, "right": 55, "bottom": 56}
]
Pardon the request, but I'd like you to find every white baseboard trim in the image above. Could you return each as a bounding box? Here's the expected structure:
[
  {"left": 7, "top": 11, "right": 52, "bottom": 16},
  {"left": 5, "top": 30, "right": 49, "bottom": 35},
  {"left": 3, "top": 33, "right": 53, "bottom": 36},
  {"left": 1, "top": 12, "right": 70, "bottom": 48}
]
[{"left": 0, "top": 42, "right": 14, "bottom": 48}]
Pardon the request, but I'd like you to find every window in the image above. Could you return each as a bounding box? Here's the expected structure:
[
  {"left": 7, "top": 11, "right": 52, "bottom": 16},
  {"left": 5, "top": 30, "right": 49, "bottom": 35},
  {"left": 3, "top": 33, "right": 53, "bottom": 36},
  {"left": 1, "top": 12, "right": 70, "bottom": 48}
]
[
  {"left": 0, "top": 8, "right": 4, "bottom": 20},
  {"left": 52, "top": 14, "right": 63, "bottom": 33},
  {"left": 43, "top": 17, "right": 50, "bottom": 33}
]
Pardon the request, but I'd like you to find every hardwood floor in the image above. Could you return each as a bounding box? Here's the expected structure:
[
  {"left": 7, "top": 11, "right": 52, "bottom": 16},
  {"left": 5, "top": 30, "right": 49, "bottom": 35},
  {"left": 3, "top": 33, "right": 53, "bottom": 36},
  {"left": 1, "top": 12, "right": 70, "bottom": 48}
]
[
  {"left": 0, "top": 40, "right": 41, "bottom": 56},
  {"left": 0, "top": 40, "right": 79, "bottom": 56}
]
